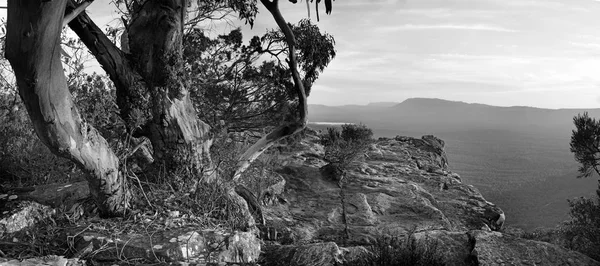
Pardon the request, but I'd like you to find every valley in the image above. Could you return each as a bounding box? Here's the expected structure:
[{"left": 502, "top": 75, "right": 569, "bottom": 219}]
[{"left": 309, "top": 98, "right": 600, "bottom": 230}]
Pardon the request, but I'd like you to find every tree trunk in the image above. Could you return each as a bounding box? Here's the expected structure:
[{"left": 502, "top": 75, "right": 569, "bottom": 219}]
[
  {"left": 5, "top": 0, "right": 130, "bottom": 216},
  {"left": 124, "top": 0, "right": 254, "bottom": 227},
  {"left": 126, "top": 0, "right": 212, "bottom": 175}
]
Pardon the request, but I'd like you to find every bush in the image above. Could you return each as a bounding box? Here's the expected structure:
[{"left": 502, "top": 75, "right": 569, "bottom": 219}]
[
  {"left": 560, "top": 185, "right": 600, "bottom": 261},
  {"left": 321, "top": 123, "right": 373, "bottom": 168},
  {"left": 345, "top": 233, "right": 445, "bottom": 266},
  {"left": 0, "top": 93, "right": 75, "bottom": 186}
]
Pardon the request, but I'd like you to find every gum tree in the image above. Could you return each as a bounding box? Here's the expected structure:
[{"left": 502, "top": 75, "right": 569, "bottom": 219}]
[{"left": 4, "top": 0, "right": 334, "bottom": 226}]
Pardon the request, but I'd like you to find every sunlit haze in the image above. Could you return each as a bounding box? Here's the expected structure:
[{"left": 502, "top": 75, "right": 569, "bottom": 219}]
[{"left": 2, "top": 0, "right": 600, "bottom": 109}]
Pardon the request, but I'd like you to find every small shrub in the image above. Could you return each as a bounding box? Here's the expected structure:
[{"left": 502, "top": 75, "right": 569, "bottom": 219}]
[
  {"left": 321, "top": 123, "right": 373, "bottom": 168},
  {"left": 345, "top": 233, "right": 446, "bottom": 266},
  {"left": 560, "top": 190, "right": 600, "bottom": 261},
  {"left": 521, "top": 227, "right": 562, "bottom": 244}
]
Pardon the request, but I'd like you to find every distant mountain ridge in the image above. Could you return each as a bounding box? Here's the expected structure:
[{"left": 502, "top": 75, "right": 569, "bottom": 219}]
[
  {"left": 309, "top": 98, "right": 600, "bottom": 136},
  {"left": 314, "top": 97, "right": 600, "bottom": 111}
]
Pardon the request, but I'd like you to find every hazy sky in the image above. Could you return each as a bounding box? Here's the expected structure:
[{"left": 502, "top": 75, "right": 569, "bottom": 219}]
[
  {"left": 3, "top": 0, "right": 600, "bottom": 108},
  {"left": 254, "top": 0, "right": 600, "bottom": 109}
]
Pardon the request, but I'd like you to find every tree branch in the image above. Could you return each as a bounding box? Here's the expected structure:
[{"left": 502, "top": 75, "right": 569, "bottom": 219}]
[
  {"left": 232, "top": 0, "right": 308, "bottom": 182},
  {"left": 65, "top": 0, "right": 141, "bottom": 125},
  {"left": 63, "top": 0, "right": 93, "bottom": 27}
]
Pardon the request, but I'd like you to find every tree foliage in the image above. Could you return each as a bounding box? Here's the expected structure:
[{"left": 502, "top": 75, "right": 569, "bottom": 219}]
[
  {"left": 183, "top": 28, "right": 291, "bottom": 132},
  {"left": 570, "top": 112, "right": 600, "bottom": 178},
  {"left": 261, "top": 18, "right": 336, "bottom": 96},
  {"left": 182, "top": 19, "right": 334, "bottom": 133},
  {"left": 562, "top": 112, "right": 600, "bottom": 260}
]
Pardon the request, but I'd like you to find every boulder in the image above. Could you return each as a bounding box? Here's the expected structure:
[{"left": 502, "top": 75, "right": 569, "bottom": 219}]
[
  {"left": 0, "top": 256, "right": 84, "bottom": 266},
  {"left": 411, "top": 230, "right": 600, "bottom": 266},
  {"left": 71, "top": 226, "right": 260, "bottom": 264},
  {"left": 470, "top": 230, "right": 600, "bottom": 266},
  {"left": 0, "top": 201, "right": 54, "bottom": 238}
]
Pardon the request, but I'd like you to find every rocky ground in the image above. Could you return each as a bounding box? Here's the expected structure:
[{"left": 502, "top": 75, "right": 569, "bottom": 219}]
[
  {"left": 0, "top": 130, "right": 598, "bottom": 265},
  {"left": 256, "top": 131, "right": 599, "bottom": 266}
]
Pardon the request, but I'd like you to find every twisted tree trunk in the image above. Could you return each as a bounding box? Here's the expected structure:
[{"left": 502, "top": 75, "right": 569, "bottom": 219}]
[
  {"left": 6, "top": 0, "right": 309, "bottom": 227},
  {"left": 5, "top": 0, "right": 130, "bottom": 216}
]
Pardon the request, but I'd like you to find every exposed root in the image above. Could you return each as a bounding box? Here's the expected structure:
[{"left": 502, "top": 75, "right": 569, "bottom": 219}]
[{"left": 236, "top": 184, "right": 265, "bottom": 226}]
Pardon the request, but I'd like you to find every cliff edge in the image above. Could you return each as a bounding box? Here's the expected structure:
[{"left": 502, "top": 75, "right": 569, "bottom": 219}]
[{"left": 257, "top": 129, "right": 599, "bottom": 266}]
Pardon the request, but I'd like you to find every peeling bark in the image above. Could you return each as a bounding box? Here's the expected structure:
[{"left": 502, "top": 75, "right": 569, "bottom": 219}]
[
  {"left": 127, "top": 0, "right": 212, "bottom": 173},
  {"left": 5, "top": 0, "right": 130, "bottom": 216}
]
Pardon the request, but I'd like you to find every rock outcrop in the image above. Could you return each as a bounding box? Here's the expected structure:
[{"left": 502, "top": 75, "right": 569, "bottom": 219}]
[
  {"left": 263, "top": 134, "right": 504, "bottom": 245},
  {"left": 259, "top": 132, "right": 598, "bottom": 266}
]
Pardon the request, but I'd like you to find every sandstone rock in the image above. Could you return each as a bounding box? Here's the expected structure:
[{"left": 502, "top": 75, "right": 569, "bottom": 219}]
[
  {"left": 340, "top": 245, "right": 372, "bottom": 264},
  {"left": 260, "top": 242, "right": 343, "bottom": 266},
  {"left": 404, "top": 135, "right": 449, "bottom": 172},
  {"left": 0, "top": 256, "right": 84, "bottom": 266},
  {"left": 483, "top": 204, "right": 505, "bottom": 231},
  {"left": 470, "top": 230, "right": 600, "bottom": 266},
  {"left": 71, "top": 227, "right": 260, "bottom": 264},
  {"left": 0, "top": 201, "right": 55, "bottom": 238},
  {"left": 256, "top": 132, "right": 597, "bottom": 266},
  {"left": 411, "top": 230, "right": 600, "bottom": 266},
  {"left": 263, "top": 136, "right": 504, "bottom": 246},
  {"left": 413, "top": 230, "right": 475, "bottom": 265}
]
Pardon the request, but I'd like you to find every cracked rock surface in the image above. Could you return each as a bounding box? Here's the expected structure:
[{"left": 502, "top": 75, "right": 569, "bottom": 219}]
[{"left": 260, "top": 132, "right": 599, "bottom": 266}]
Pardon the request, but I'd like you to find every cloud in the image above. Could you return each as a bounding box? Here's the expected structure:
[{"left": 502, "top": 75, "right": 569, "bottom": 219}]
[
  {"left": 378, "top": 24, "right": 517, "bottom": 32},
  {"left": 393, "top": 8, "right": 507, "bottom": 20},
  {"left": 570, "top": 42, "right": 600, "bottom": 50}
]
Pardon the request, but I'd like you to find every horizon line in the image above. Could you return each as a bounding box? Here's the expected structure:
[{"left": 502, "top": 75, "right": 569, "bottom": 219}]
[{"left": 309, "top": 97, "right": 600, "bottom": 110}]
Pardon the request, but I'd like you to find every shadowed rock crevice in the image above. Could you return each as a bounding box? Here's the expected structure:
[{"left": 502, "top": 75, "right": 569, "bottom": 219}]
[{"left": 467, "top": 230, "right": 480, "bottom": 266}]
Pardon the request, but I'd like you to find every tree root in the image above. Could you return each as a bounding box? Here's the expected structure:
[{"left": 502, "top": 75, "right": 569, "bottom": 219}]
[{"left": 235, "top": 185, "right": 265, "bottom": 225}]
